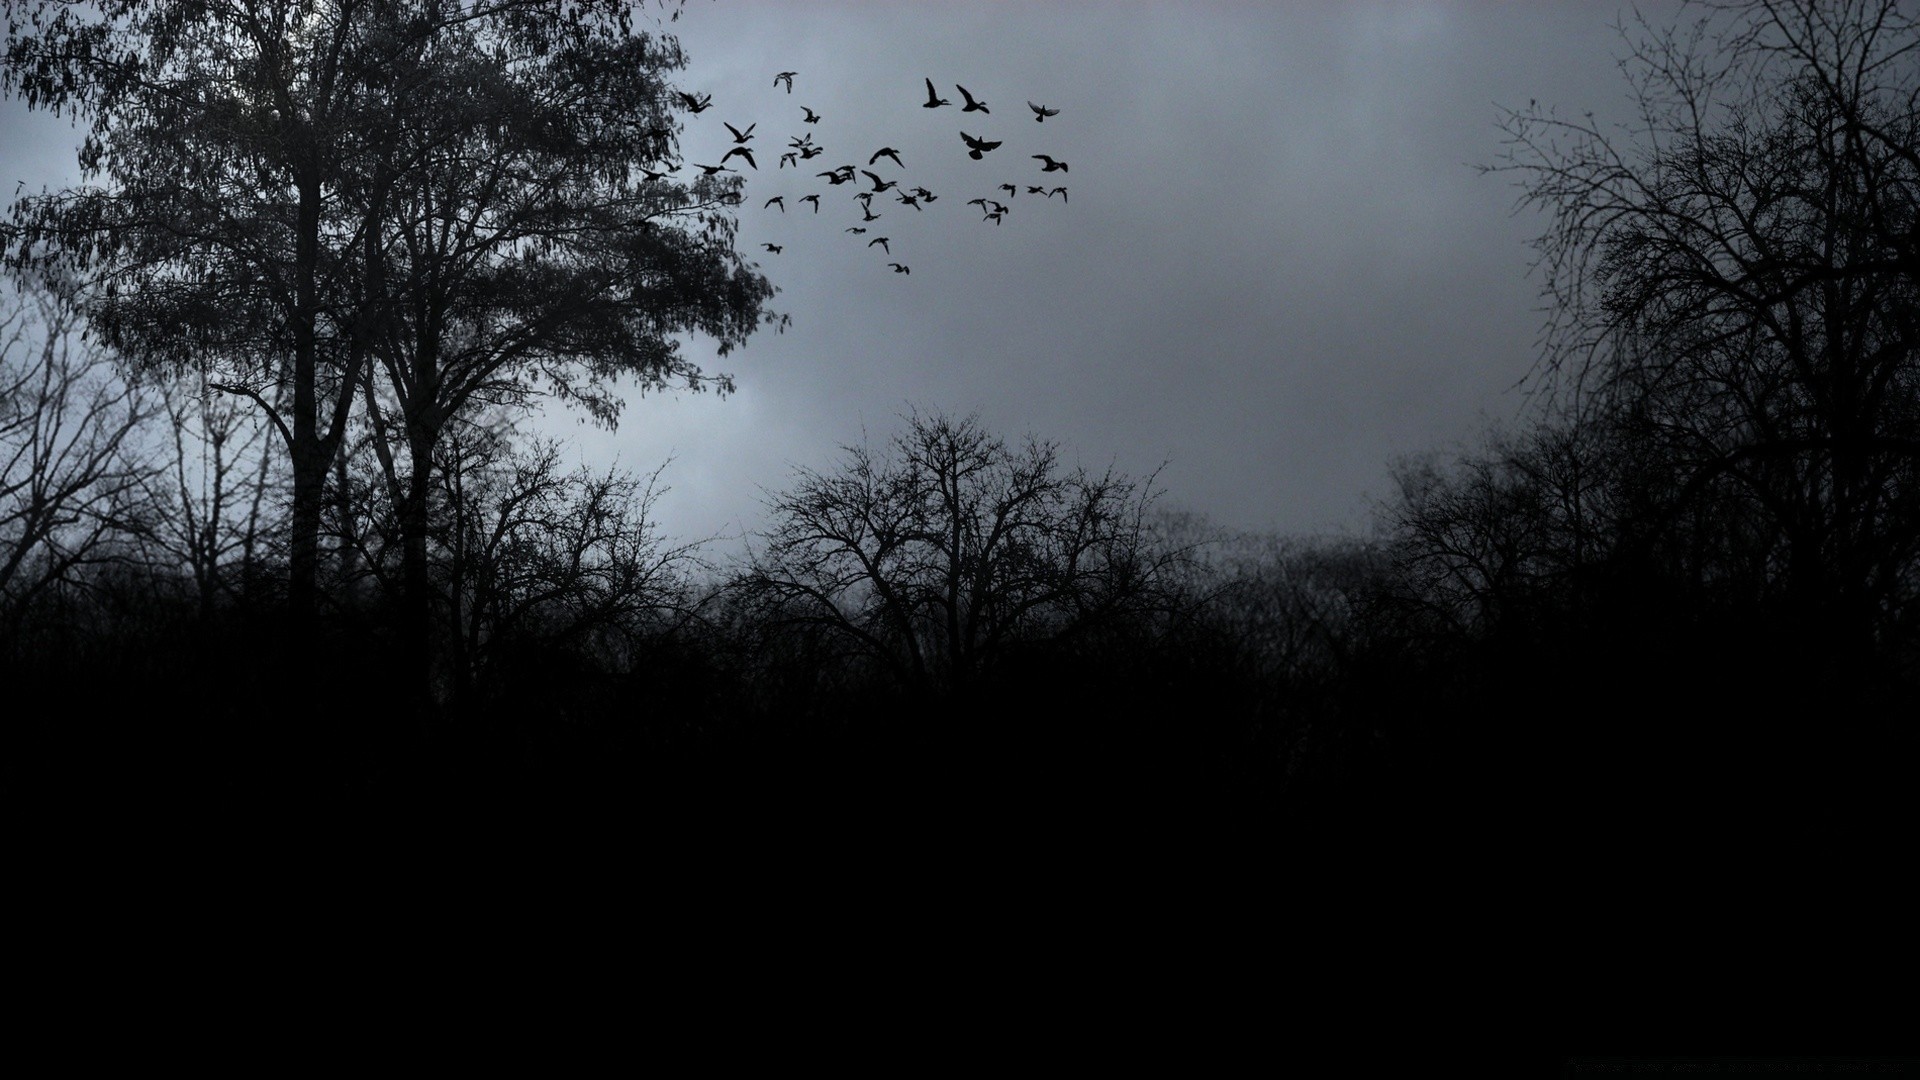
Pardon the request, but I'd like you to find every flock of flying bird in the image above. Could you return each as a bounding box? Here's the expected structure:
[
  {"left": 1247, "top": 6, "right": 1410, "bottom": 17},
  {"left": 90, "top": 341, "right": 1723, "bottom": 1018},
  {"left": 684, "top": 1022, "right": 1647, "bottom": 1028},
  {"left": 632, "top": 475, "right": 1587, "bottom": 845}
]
[{"left": 665, "top": 74, "right": 1071, "bottom": 276}]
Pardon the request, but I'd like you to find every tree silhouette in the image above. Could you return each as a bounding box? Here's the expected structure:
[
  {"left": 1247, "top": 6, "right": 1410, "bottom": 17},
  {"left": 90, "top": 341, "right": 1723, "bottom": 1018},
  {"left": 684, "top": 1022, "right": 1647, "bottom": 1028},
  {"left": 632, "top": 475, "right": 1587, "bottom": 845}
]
[
  {"left": 432, "top": 427, "right": 702, "bottom": 709},
  {"left": 151, "top": 359, "right": 287, "bottom": 624},
  {"left": 337, "top": 6, "right": 777, "bottom": 706},
  {"left": 0, "top": 281, "right": 157, "bottom": 645},
  {"left": 743, "top": 409, "right": 1182, "bottom": 699},
  {"left": 1488, "top": 0, "right": 1920, "bottom": 672},
  {"left": 4, "top": 1, "right": 397, "bottom": 650},
  {"left": 2, "top": 2, "right": 778, "bottom": 705}
]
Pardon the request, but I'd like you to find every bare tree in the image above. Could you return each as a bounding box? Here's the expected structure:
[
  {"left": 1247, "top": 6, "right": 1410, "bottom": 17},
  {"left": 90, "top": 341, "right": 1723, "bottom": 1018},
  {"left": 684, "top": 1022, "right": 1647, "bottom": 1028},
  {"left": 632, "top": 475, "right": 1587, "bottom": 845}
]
[
  {"left": 429, "top": 426, "right": 703, "bottom": 706},
  {"left": 0, "top": 282, "right": 157, "bottom": 642},
  {"left": 743, "top": 410, "right": 1184, "bottom": 697},
  {"left": 3, "top": 1, "right": 774, "bottom": 678},
  {"left": 1381, "top": 419, "right": 1625, "bottom": 638},
  {"left": 144, "top": 372, "right": 288, "bottom": 621},
  {"left": 1487, "top": 0, "right": 1920, "bottom": 658}
]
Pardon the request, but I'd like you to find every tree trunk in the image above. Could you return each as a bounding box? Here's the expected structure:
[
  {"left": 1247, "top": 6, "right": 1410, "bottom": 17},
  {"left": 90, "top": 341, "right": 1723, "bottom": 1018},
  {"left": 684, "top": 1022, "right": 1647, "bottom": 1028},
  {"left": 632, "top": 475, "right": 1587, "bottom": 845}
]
[{"left": 401, "top": 425, "right": 439, "bottom": 716}]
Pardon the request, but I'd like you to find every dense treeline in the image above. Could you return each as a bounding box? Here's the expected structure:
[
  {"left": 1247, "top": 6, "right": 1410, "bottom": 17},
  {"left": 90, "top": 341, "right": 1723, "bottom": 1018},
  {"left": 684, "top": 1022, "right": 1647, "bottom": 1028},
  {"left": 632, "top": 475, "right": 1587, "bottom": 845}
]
[
  {"left": 5, "top": 331, "right": 1911, "bottom": 860},
  {"left": 4, "top": 1, "right": 1918, "bottom": 872}
]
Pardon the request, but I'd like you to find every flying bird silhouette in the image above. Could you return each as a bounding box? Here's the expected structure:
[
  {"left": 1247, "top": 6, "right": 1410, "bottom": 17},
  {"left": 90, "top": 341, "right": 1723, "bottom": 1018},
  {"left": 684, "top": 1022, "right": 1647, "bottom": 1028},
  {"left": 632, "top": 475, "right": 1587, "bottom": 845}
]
[
  {"left": 896, "top": 193, "right": 922, "bottom": 210},
  {"left": 762, "top": 243, "right": 783, "bottom": 253},
  {"left": 845, "top": 226, "right": 867, "bottom": 234},
  {"left": 869, "top": 147, "right": 904, "bottom": 168},
  {"left": 1026, "top": 185, "right": 1048, "bottom": 195},
  {"left": 860, "top": 205, "right": 882, "bottom": 221},
  {"left": 1048, "top": 186, "right": 1068, "bottom": 203},
  {"left": 1033, "top": 154, "right": 1068, "bottom": 172},
  {"left": 860, "top": 169, "right": 899, "bottom": 192},
  {"left": 999, "top": 183, "right": 1018, "bottom": 197},
  {"left": 960, "top": 131, "right": 1002, "bottom": 160},
  {"left": 641, "top": 166, "right": 674, "bottom": 181},
  {"left": 819, "top": 169, "right": 854, "bottom": 185},
  {"left": 799, "top": 194, "right": 821, "bottom": 212},
  {"left": 691, "top": 162, "right": 731, "bottom": 175},
  {"left": 764, "top": 196, "right": 785, "bottom": 211},
  {"left": 868, "top": 236, "right": 890, "bottom": 253},
  {"left": 889, "top": 263, "right": 910, "bottom": 274},
  {"left": 779, "top": 152, "right": 798, "bottom": 168},
  {"left": 677, "top": 91, "right": 713, "bottom": 114},
  {"left": 1028, "top": 101, "right": 1059, "bottom": 121},
  {"left": 922, "top": 78, "right": 950, "bottom": 108},
  {"left": 720, "top": 145, "right": 757, "bottom": 169},
  {"left": 956, "top": 84, "right": 989, "bottom": 113},
  {"left": 724, "top": 121, "right": 755, "bottom": 143},
  {"left": 802, "top": 106, "right": 821, "bottom": 124},
  {"left": 774, "top": 71, "right": 797, "bottom": 93}
]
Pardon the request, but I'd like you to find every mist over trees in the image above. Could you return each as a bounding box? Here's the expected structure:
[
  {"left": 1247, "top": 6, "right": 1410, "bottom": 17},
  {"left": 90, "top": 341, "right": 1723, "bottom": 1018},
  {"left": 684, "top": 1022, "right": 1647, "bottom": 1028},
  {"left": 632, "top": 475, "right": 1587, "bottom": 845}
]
[{"left": 2, "top": 0, "right": 1915, "bottom": 890}]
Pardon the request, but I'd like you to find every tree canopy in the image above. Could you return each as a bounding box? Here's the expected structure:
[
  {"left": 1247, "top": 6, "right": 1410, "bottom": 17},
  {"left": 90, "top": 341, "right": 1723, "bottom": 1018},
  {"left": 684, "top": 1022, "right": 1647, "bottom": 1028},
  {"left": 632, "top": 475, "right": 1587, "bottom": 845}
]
[{"left": 1, "top": 0, "right": 780, "bottom": 645}]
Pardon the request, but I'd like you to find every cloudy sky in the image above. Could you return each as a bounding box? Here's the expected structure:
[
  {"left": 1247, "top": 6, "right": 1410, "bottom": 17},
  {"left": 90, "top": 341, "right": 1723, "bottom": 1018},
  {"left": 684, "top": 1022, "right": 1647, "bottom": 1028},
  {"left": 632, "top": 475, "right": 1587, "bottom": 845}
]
[{"left": 1, "top": 0, "right": 1687, "bottom": 549}]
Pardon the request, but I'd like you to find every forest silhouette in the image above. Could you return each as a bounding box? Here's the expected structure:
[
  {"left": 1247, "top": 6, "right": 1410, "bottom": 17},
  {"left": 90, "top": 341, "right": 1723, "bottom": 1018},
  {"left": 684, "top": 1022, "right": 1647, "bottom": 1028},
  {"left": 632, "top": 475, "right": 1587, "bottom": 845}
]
[{"left": 2, "top": 1, "right": 1915, "bottom": 901}]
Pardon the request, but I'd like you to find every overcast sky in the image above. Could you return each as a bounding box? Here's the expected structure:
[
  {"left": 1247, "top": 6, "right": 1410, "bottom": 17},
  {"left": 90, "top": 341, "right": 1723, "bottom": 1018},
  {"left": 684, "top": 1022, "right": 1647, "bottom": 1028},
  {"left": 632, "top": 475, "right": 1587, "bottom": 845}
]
[{"left": 0, "top": 0, "right": 1688, "bottom": 550}]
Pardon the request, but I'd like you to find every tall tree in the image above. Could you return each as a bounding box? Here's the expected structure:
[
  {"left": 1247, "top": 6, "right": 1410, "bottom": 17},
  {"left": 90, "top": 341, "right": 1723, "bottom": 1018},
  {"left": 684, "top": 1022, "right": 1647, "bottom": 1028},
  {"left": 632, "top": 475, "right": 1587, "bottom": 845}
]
[
  {"left": 1488, "top": 0, "right": 1920, "bottom": 668},
  {"left": 2, "top": 1, "right": 777, "bottom": 697},
  {"left": 0, "top": 279, "right": 157, "bottom": 645},
  {"left": 346, "top": 3, "right": 774, "bottom": 702},
  {"left": 4, "top": 1, "right": 402, "bottom": 655},
  {"left": 744, "top": 410, "right": 1181, "bottom": 698}
]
